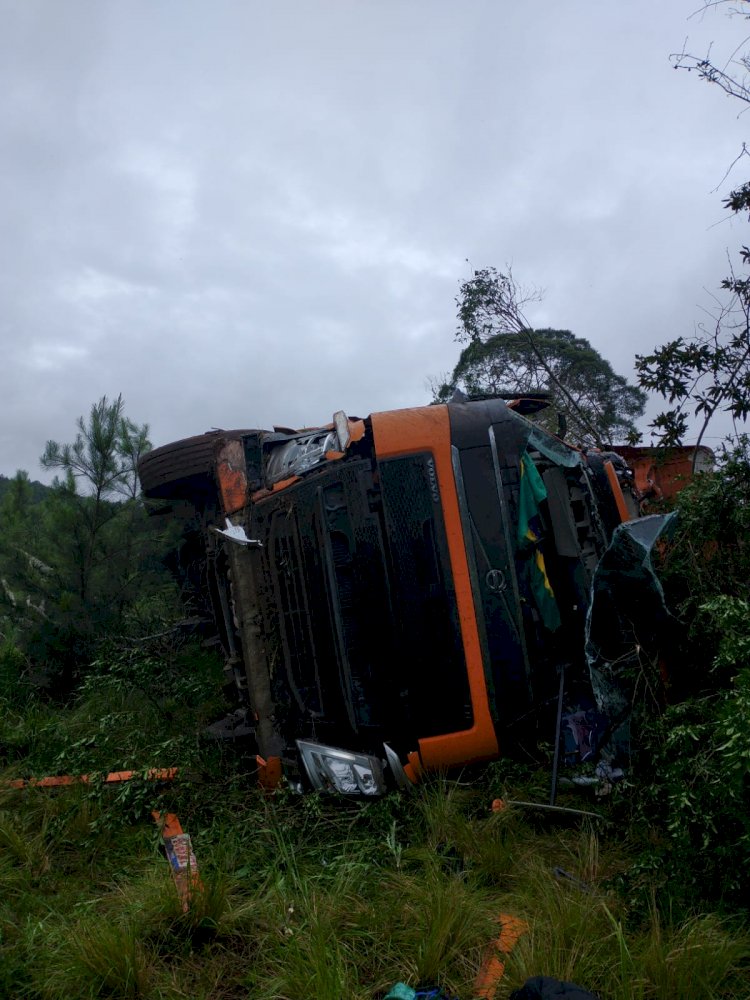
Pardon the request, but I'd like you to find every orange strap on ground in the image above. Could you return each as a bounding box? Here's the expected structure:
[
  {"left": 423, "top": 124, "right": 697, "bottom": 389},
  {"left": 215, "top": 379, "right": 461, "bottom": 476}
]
[
  {"left": 4, "top": 767, "right": 178, "bottom": 789},
  {"left": 4, "top": 767, "right": 195, "bottom": 910},
  {"left": 474, "top": 913, "right": 528, "bottom": 999}
]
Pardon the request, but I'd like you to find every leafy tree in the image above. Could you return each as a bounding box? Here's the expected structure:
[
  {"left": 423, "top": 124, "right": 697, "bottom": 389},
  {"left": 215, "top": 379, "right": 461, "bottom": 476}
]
[
  {"left": 635, "top": 266, "right": 750, "bottom": 452},
  {"left": 437, "top": 267, "right": 646, "bottom": 446},
  {"left": 627, "top": 438, "right": 750, "bottom": 909},
  {"left": 0, "top": 396, "right": 166, "bottom": 690},
  {"left": 655, "top": 436, "right": 750, "bottom": 685},
  {"left": 0, "top": 471, "right": 50, "bottom": 621},
  {"left": 636, "top": 1, "right": 750, "bottom": 453},
  {"left": 0, "top": 471, "right": 49, "bottom": 506},
  {"left": 40, "top": 395, "right": 151, "bottom": 607}
]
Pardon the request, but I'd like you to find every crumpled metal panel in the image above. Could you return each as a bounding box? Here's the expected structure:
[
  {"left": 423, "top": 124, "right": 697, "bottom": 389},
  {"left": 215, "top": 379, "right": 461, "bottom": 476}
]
[{"left": 585, "top": 512, "right": 678, "bottom": 761}]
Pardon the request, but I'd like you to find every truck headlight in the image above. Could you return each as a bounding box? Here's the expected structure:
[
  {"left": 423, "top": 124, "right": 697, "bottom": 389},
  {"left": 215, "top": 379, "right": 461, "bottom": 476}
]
[{"left": 296, "top": 740, "right": 386, "bottom": 796}]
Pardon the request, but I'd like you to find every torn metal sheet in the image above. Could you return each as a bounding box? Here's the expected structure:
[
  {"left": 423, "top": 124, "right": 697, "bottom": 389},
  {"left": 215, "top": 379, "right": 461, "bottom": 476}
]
[
  {"left": 585, "top": 512, "right": 678, "bottom": 762},
  {"left": 210, "top": 518, "right": 262, "bottom": 547}
]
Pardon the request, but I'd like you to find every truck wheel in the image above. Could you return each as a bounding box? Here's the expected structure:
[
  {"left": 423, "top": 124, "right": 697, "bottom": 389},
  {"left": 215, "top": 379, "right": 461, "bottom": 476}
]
[{"left": 138, "top": 429, "right": 258, "bottom": 501}]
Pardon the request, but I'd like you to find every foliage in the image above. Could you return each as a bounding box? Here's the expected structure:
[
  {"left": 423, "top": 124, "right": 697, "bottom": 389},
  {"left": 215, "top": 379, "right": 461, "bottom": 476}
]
[
  {"left": 3, "top": 738, "right": 749, "bottom": 999},
  {"left": 437, "top": 326, "right": 646, "bottom": 446},
  {"left": 0, "top": 631, "right": 28, "bottom": 705},
  {"left": 39, "top": 394, "right": 152, "bottom": 606},
  {"left": 635, "top": 287, "right": 750, "bottom": 450},
  {"left": 637, "top": 1, "right": 750, "bottom": 450},
  {"left": 440, "top": 267, "right": 646, "bottom": 446},
  {"left": 2, "top": 410, "right": 750, "bottom": 996},
  {"left": 654, "top": 437, "right": 750, "bottom": 694},
  {"left": 40, "top": 394, "right": 149, "bottom": 501},
  {"left": 631, "top": 661, "right": 750, "bottom": 910},
  {"left": 0, "top": 471, "right": 49, "bottom": 506},
  {"left": 0, "top": 396, "right": 173, "bottom": 692},
  {"left": 2, "top": 569, "right": 750, "bottom": 997},
  {"left": 617, "top": 438, "right": 750, "bottom": 912}
]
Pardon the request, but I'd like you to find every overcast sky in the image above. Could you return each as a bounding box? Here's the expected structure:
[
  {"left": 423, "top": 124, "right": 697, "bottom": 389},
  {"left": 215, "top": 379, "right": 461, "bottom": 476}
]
[{"left": 1, "top": 0, "right": 748, "bottom": 479}]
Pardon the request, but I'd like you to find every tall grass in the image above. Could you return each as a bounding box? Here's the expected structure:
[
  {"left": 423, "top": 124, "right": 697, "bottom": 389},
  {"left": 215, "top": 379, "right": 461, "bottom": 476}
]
[{"left": 2, "top": 648, "right": 749, "bottom": 999}]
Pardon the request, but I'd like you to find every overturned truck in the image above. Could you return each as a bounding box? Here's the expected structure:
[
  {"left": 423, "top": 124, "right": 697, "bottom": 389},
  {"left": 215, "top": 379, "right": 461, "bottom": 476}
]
[{"left": 139, "top": 398, "right": 655, "bottom": 796}]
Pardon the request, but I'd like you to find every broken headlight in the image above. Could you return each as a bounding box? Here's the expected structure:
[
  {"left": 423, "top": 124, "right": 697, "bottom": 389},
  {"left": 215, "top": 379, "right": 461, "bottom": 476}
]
[{"left": 296, "top": 740, "right": 386, "bottom": 796}]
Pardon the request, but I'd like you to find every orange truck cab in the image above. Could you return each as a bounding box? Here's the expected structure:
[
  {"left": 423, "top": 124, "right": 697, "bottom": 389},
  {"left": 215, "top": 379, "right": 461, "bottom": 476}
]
[{"left": 139, "top": 397, "right": 639, "bottom": 795}]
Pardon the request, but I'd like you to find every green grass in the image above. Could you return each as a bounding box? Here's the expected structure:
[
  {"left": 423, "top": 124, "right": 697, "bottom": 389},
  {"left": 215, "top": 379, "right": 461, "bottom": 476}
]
[{"left": 1, "top": 649, "right": 749, "bottom": 999}]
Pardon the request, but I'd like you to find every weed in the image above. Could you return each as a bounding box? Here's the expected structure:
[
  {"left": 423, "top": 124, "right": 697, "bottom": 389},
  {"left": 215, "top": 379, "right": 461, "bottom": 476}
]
[
  {"left": 634, "top": 909, "right": 750, "bottom": 1000},
  {"left": 1, "top": 634, "right": 749, "bottom": 999},
  {"left": 38, "top": 916, "right": 152, "bottom": 999}
]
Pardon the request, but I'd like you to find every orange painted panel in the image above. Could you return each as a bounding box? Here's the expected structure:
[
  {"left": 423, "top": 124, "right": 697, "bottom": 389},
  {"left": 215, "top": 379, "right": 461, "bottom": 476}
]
[
  {"left": 604, "top": 461, "right": 632, "bottom": 524},
  {"left": 152, "top": 810, "right": 184, "bottom": 839},
  {"left": 612, "top": 445, "right": 712, "bottom": 503},
  {"left": 153, "top": 811, "right": 202, "bottom": 911},
  {"left": 370, "top": 405, "right": 498, "bottom": 769},
  {"left": 257, "top": 754, "right": 282, "bottom": 790},
  {"left": 348, "top": 418, "right": 366, "bottom": 443}
]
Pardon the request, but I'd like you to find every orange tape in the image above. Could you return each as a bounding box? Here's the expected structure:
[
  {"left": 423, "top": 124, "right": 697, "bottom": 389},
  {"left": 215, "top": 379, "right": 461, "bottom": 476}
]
[
  {"left": 4, "top": 767, "right": 178, "bottom": 789},
  {"left": 475, "top": 913, "right": 528, "bottom": 999}
]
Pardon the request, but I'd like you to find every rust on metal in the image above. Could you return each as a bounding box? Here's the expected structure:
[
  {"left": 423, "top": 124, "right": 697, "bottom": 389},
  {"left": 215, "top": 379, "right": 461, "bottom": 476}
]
[
  {"left": 256, "top": 754, "right": 282, "bottom": 790},
  {"left": 250, "top": 475, "right": 301, "bottom": 502},
  {"left": 216, "top": 439, "right": 248, "bottom": 515}
]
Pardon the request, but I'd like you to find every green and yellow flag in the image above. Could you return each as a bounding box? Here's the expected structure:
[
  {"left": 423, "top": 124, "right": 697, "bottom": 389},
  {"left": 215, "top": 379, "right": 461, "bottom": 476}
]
[{"left": 518, "top": 452, "right": 561, "bottom": 632}]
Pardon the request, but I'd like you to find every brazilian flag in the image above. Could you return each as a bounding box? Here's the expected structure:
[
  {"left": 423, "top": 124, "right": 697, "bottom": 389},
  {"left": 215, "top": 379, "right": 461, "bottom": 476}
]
[{"left": 517, "top": 451, "right": 561, "bottom": 632}]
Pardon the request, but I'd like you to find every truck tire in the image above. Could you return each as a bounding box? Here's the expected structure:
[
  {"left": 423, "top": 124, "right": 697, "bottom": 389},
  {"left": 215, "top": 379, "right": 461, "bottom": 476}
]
[{"left": 138, "top": 429, "right": 258, "bottom": 501}]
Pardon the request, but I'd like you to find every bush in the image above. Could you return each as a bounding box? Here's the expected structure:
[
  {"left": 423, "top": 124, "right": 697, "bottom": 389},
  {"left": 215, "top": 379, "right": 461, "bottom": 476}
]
[
  {"left": 0, "top": 634, "right": 27, "bottom": 704},
  {"left": 620, "top": 443, "right": 750, "bottom": 911},
  {"left": 656, "top": 439, "right": 750, "bottom": 695},
  {"left": 641, "top": 673, "right": 750, "bottom": 905}
]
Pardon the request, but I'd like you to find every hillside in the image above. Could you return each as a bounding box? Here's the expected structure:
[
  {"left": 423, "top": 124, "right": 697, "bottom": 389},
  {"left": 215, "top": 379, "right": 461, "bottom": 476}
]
[{"left": 0, "top": 472, "right": 51, "bottom": 506}]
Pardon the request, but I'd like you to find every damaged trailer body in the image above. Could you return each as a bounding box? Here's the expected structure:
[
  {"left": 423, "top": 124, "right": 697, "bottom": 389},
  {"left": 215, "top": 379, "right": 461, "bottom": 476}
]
[{"left": 139, "top": 398, "right": 641, "bottom": 795}]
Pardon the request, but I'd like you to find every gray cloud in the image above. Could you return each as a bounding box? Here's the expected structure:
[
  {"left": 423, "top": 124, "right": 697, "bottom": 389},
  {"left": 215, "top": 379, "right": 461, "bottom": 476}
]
[{"left": 1, "top": 0, "right": 746, "bottom": 478}]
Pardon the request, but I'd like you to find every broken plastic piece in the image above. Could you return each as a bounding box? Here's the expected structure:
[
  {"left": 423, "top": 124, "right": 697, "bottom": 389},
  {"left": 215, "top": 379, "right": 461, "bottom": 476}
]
[
  {"left": 333, "top": 410, "right": 351, "bottom": 451},
  {"left": 210, "top": 518, "right": 262, "bottom": 547},
  {"left": 152, "top": 811, "right": 202, "bottom": 911}
]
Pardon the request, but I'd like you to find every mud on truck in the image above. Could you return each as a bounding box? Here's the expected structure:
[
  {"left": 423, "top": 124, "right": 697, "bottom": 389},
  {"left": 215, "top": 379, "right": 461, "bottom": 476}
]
[{"left": 138, "top": 397, "right": 668, "bottom": 797}]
